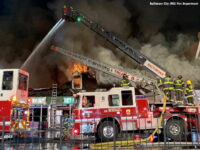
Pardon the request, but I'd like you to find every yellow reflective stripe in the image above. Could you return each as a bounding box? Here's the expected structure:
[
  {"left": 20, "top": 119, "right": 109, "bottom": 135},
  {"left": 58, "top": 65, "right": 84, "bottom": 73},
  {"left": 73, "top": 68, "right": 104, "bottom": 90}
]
[
  {"left": 164, "top": 88, "right": 174, "bottom": 90},
  {"left": 186, "top": 95, "right": 193, "bottom": 98},
  {"left": 164, "top": 82, "right": 174, "bottom": 84},
  {"left": 175, "top": 89, "right": 183, "bottom": 91},
  {"left": 187, "top": 103, "right": 194, "bottom": 106},
  {"left": 176, "top": 101, "right": 183, "bottom": 103}
]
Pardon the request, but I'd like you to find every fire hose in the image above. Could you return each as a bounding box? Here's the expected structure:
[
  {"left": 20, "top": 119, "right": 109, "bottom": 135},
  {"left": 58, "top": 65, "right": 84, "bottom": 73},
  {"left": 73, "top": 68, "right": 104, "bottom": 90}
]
[{"left": 90, "top": 88, "right": 167, "bottom": 149}]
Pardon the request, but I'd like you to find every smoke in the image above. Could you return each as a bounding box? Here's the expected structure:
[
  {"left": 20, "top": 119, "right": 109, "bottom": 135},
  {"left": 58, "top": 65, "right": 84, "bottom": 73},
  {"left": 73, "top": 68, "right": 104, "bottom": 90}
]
[
  {"left": 1, "top": 0, "right": 200, "bottom": 88},
  {"left": 48, "top": 0, "right": 134, "bottom": 85},
  {"left": 140, "top": 33, "right": 200, "bottom": 86},
  {"left": 0, "top": 0, "right": 54, "bottom": 69},
  {"left": 49, "top": 0, "right": 200, "bottom": 87},
  {"left": 95, "top": 46, "right": 121, "bottom": 85}
]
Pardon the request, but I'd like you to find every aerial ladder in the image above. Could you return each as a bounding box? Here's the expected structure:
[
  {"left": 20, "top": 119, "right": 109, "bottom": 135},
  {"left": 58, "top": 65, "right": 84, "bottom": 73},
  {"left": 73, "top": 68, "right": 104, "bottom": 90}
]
[
  {"left": 51, "top": 46, "right": 155, "bottom": 86},
  {"left": 62, "top": 4, "right": 171, "bottom": 79},
  {"left": 50, "top": 46, "right": 158, "bottom": 95}
]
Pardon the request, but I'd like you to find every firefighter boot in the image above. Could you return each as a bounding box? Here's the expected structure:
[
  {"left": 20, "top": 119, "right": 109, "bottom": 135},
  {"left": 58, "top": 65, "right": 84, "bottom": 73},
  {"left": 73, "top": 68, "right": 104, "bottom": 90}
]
[{"left": 187, "top": 97, "right": 194, "bottom": 106}]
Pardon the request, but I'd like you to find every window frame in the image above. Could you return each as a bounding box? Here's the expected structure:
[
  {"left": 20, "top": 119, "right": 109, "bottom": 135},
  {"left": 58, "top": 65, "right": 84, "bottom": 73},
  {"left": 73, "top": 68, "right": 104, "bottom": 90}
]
[
  {"left": 82, "top": 95, "right": 95, "bottom": 108},
  {"left": 108, "top": 94, "right": 120, "bottom": 107},
  {"left": 121, "top": 90, "right": 133, "bottom": 106},
  {"left": 18, "top": 73, "right": 28, "bottom": 90},
  {"left": 2, "top": 71, "right": 13, "bottom": 90}
]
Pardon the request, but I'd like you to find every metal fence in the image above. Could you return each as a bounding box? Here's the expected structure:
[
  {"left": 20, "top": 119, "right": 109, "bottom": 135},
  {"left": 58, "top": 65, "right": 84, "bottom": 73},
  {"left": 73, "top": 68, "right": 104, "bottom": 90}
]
[{"left": 1, "top": 112, "right": 200, "bottom": 150}]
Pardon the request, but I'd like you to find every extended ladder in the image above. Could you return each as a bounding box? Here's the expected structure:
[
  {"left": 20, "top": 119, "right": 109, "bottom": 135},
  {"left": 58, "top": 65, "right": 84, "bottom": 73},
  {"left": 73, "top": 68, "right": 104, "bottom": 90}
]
[
  {"left": 51, "top": 46, "right": 156, "bottom": 87},
  {"left": 63, "top": 6, "right": 171, "bottom": 79}
]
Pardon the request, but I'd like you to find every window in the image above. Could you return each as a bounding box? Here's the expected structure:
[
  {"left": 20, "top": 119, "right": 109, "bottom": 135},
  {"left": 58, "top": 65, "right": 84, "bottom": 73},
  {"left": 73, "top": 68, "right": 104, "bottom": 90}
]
[
  {"left": 82, "top": 96, "right": 95, "bottom": 108},
  {"left": 121, "top": 90, "right": 133, "bottom": 106},
  {"left": 2, "top": 71, "right": 13, "bottom": 90},
  {"left": 73, "top": 76, "right": 81, "bottom": 89},
  {"left": 108, "top": 95, "right": 119, "bottom": 106},
  {"left": 18, "top": 73, "right": 28, "bottom": 90}
]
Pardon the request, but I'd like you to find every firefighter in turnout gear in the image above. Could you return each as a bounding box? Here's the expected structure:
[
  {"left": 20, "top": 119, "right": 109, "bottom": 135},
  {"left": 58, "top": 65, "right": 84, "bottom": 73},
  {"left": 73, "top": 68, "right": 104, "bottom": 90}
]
[
  {"left": 120, "top": 74, "right": 131, "bottom": 87},
  {"left": 174, "top": 75, "right": 184, "bottom": 104},
  {"left": 185, "top": 80, "right": 194, "bottom": 106},
  {"left": 163, "top": 75, "right": 174, "bottom": 102},
  {"left": 62, "top": 117, "right": 72, "bottom": 140}
]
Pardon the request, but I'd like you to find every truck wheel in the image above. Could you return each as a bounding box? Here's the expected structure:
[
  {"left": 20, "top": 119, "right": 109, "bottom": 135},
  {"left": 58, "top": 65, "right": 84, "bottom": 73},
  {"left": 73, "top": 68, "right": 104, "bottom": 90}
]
[
  {"left": 166, "top": 119, "right": 184, "bottom": 140},
  {"left": 97, "top": 121, "right": 118, "bottom": 142}
]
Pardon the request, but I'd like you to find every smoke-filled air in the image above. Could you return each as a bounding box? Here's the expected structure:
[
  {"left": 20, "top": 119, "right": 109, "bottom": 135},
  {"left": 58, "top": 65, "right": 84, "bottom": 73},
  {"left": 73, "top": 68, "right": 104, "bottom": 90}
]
[{"left": 0, "top": 0, "right": 200, "bottom": 88}]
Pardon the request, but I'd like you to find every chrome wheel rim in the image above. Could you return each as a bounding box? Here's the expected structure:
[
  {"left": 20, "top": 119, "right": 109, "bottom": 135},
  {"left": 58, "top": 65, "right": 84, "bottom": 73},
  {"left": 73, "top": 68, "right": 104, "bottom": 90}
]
[
  {"left": 103, "top": 126, "right": 114, "bottom": 138},
  {"left": 169, "top": 124, "right": 180, "bottom": 136}
]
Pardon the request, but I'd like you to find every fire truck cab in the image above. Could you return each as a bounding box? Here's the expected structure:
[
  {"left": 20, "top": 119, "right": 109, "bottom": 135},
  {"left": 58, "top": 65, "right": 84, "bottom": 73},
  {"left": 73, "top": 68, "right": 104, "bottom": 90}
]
[
  {"left": 71, "top": 86, "right": 199, "bottom": 142},
  {"left": 0, "top": 69, "right": 30, "bottom": 138}
]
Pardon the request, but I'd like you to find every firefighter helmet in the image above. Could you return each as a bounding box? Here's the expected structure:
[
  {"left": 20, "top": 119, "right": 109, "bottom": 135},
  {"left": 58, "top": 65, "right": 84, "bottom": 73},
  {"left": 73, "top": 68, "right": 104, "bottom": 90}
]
[
  {"left": 178, "top": 75, "right": 182, "bottom": 79},
  {"left": 123, "top": 74, "right": 127, "bottom": 79},
  {"left": 167, "top": 74, "right": 171, "bottom": 78},
  {"left": 186, "top": 80, "right": 192, "bottom": 85}
]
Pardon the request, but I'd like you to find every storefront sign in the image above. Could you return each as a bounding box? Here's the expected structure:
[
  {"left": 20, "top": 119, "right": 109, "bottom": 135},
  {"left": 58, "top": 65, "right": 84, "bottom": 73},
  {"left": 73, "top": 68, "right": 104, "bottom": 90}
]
[
  {"left": 31, "top": 97, "right": 46, "bottom": 104},
  {"left": 64, "top": 97, "right": 74, "bottom": 104}
]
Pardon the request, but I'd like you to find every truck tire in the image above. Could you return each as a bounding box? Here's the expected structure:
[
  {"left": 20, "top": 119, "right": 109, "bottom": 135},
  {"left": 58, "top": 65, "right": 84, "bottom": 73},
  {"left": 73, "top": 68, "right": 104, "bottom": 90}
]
[
  {"left": 97, "top": 121, "right": 118, "bottom": 142},
  {"left": 166, "top": 119, "right": 184, "bottom": 140}
]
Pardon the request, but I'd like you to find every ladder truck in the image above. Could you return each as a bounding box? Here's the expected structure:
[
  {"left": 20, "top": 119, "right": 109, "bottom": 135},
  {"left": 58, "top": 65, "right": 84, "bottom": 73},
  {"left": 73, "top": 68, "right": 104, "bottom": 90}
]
[
  {"left": 51, "top": 46, "right": 200, "bottom": 142},
  {"left": 56, "top": 4, "right": 200, "bottom": 142}
]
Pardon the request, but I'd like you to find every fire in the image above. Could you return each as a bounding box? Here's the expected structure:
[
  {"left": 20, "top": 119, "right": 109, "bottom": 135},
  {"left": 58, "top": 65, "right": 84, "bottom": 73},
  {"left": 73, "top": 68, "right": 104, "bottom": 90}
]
[
  {"left": 73, "top": 77, "right": 81, "bottom": 88},
  {"left": 72, "top": 64, "right": 87, "bottom": 73}
]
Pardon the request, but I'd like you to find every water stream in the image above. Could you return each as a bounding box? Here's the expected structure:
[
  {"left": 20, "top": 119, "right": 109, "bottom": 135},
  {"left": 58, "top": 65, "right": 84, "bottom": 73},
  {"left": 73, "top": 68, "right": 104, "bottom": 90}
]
[{"left": 21, "top": 18, "right": 65, "bottom": 70}]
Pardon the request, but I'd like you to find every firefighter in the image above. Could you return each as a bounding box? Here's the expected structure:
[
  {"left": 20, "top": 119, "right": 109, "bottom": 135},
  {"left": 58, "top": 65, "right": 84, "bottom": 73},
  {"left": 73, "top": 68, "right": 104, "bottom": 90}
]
[
  {"left": 185, "top": 80, "right": 194, "bottom": 106},
  {"left": 174, "top": 75, "right": 184, "bottom": 104},
  {"left": 163, "top": 75, "right": 174, "bottom": 102},
  {"left": 120, "top": 74, "right": 131, "bottom": 87},
  {"left": 62, "top": 117, "right": 71, "bottom": 140}
]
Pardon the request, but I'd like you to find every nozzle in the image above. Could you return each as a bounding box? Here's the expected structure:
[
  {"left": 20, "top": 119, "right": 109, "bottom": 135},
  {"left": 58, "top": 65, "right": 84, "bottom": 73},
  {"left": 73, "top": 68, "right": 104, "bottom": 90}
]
[{"left": 50, "top": 45, "right": 57, "bottom": 51}]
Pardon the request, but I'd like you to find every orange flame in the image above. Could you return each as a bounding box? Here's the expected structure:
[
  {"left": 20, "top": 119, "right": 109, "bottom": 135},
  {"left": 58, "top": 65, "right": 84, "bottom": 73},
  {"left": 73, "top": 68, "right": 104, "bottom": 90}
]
[
  {"left": 72, "top": 64, "right": 87, "bottom": 73},
  {"left": 73, "top": 77, "right": 81, "bottom": 88}
]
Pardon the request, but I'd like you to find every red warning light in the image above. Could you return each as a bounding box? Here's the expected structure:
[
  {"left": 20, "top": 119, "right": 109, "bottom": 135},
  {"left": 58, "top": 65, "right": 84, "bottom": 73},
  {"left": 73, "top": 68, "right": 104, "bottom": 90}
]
[
  {"left": 73, "top": 129, "right": 79, "bottom": 135},
  {"left": 64, "top": 5, "right": 68, "bottom": 14}
]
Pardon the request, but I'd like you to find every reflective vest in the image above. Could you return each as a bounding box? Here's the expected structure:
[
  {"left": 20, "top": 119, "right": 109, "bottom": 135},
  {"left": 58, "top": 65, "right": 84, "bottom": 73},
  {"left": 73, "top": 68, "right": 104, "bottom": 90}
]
[
  {"left": 185, "top": 85, "right": 193, "bottom": 98},
  {"left": 163, "top": 77, "right": 174, "bottom": 90},
  {"left": 174, "top": 79, "right": 184, "bottom": 91},
  {"left": 120, "top": 79, "right": 130, "bottom": 86}
]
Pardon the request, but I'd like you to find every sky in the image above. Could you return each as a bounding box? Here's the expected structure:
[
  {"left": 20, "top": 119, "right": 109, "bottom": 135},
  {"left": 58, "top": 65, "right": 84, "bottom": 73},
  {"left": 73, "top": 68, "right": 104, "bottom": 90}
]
[{"left": 0, "top": 0, "right": 200, "bottom": 88}]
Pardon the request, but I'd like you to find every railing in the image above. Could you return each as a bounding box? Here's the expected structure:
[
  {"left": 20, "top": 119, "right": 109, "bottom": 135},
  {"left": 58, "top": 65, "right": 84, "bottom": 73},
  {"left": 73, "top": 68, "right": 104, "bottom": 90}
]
[{"left": 1, "top": 113, "right": 200, "bottom": 149}]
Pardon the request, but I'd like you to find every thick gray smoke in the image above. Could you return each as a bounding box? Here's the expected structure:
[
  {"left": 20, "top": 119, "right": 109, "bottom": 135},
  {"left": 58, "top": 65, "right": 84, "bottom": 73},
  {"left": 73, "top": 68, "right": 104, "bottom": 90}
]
[
  {"left": 48, "top": 0, "right": 200, "bottom": 87},
  {"left": 140, "top": 33, "right": 200, "bottom": 85},
  {"left": 49, "top": 0, "right": 134, "bottom": 85}
]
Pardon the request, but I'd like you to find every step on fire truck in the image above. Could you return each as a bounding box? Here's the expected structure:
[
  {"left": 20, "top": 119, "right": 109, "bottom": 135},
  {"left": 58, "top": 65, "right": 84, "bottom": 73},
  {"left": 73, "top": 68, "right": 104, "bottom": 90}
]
[
  {"left": 58, "top": 4, "right": 200, "bottom": 142},
  {"left": 0, "top": 69, "right": 31, "bottom": 139}
]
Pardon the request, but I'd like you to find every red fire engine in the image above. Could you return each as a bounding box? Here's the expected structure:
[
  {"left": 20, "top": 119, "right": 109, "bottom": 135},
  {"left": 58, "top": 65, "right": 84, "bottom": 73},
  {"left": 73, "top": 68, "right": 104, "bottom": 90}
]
[
  {"left": 60, "top": 4, "right": 200, "bottom": 142},
  {"left": 71, "top": 87, "right": 199, "bottom": 141},
  {"left": 0, "top": 69, "right": 31, "bottom": 139}
]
